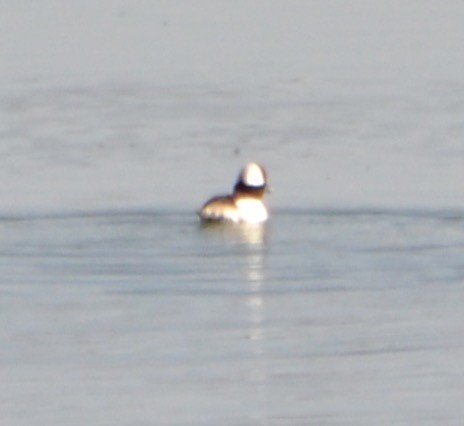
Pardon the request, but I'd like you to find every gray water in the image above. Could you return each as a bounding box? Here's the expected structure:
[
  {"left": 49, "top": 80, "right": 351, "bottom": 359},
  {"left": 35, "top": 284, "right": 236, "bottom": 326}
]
[
  {"left": 2, "top": 209, "right": 464, "bottom": 425},
  {"left": 2, "top": 1, "right": 464, "bottom": 425}
]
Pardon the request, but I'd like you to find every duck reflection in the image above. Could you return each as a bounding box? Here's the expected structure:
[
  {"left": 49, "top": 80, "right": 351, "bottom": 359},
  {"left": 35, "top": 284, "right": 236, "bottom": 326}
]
[
  {"left": 241, "top": 223, "right": 268, "bottom": 422},
  {"left": 235, "top": 223, "right": 266, "bottom": 339},
  {"left": 200, "top": 221, "right": 267, "bottom": 288},
  {"left": 200, "top": 220, "right": 267, "bottom": 333},
  {"left": 200, "top": 220, "right": 266, "bottom": 313},
  {"left": 199, "top": 221, "right": 268, "bottom": 419}
]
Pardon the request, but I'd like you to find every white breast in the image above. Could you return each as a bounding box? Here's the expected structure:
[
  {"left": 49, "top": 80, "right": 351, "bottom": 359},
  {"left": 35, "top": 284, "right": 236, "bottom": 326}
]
[{"left": 235, "top": 198, "right": 268, "bottom": 223}]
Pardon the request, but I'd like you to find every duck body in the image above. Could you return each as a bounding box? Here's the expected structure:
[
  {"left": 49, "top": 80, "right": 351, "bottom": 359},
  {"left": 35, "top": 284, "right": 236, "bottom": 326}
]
[{"left": 198, "top": 163, "right": 269, "bottom": 224}]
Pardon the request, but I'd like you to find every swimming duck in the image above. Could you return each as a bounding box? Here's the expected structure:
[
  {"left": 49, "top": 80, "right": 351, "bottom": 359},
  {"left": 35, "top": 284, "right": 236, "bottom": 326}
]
[{"left": 198, "top": 162, "right": 269, "bottom": 224}]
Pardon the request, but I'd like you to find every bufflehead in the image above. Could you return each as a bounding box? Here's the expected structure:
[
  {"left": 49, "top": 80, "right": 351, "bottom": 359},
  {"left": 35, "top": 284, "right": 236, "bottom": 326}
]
[{"left": 198, "top": 162, "right": 269, "bottom": 223}]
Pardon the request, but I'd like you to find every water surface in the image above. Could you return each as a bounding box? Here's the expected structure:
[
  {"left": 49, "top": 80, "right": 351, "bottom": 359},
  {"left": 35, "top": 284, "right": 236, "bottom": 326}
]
[{"left": 2, "top": 208, "right": 464, "bottom": 425}]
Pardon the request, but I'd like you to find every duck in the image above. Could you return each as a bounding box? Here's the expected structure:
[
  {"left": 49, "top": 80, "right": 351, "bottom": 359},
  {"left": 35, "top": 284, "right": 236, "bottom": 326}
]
[{"left": 198, "top": 162, "right": 269, "bottom": 224}]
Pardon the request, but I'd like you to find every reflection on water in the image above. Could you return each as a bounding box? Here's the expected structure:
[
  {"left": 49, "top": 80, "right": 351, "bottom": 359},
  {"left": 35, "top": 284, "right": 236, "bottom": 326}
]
[
  {"left": 241, "top": 223, "right": 266, "bottom": 339},
  {"left": 245, "top": 242, "right": 268, "bottom": 424},
  {"left": 199, "top": 220, "right": 266, "bottom": 245},
  {"left": 199, "top": 220, "right": 267, "bottom": 283},
  {"left": 197, "top": 220, "right": 270, "bottom": 424},
  {"left": 239, "top": 223, "right": 268, "bottom": 423},
  {"left": 199, "top": 221, "right": 267, "bottom": 347}
]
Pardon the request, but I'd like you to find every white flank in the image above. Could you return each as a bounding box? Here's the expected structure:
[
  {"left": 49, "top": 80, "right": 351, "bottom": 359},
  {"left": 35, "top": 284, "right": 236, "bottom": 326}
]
[{"left": 235, "top": 198, "right": 268, "bottom": 223}]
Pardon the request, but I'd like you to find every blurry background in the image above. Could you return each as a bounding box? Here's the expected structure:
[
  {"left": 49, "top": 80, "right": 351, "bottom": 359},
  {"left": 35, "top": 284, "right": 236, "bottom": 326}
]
[{"left": 1, "top": 0, "right": 464, "bottom": 213}]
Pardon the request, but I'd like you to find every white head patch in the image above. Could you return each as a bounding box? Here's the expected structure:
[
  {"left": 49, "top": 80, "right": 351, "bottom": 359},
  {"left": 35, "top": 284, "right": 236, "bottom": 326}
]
[{"left": 240, "top": 162, "right": 266, "bottom": 187}]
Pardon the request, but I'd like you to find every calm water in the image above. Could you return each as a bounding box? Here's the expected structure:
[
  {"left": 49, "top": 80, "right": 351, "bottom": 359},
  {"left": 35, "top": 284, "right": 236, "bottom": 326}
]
[
  {"left": 1, "top": 208, "right": 464, "bottom": 425},
  {"left": 2, "top": 2, "right": 464, "bottom": 425}
]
